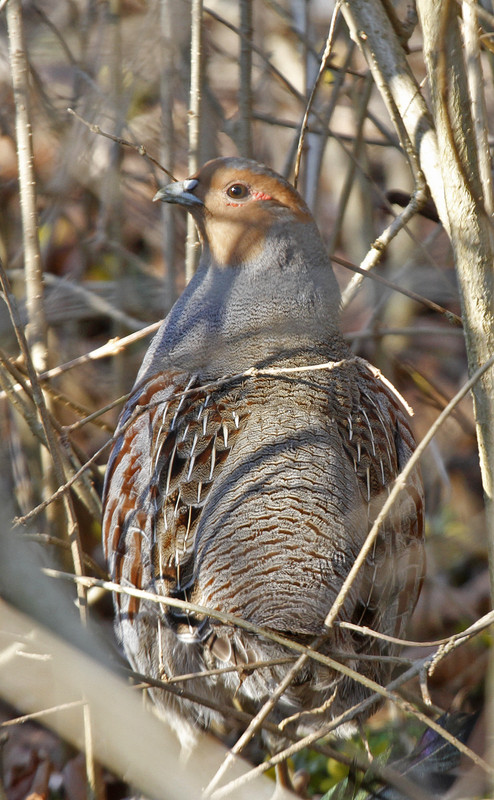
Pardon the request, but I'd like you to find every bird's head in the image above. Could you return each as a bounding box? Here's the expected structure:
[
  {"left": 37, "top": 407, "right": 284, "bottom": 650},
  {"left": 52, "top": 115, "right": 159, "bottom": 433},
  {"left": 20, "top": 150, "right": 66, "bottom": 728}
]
[
  {"left": 154, "top": 157, "right": 317, "bottom": 268},
  {"left": 150, "top": 157, "right": 344, "bottom": 373}
]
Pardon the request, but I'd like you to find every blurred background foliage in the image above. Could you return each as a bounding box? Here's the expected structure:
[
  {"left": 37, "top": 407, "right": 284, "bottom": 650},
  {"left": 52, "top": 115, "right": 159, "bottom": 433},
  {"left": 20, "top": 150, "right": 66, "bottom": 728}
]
[{"left": 0, "top": 1, "right": 491, "bottom": 798}]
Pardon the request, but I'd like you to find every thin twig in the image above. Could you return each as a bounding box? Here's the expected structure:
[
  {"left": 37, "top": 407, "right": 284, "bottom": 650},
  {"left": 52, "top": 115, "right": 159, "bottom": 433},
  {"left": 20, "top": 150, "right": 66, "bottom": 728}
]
[
  {"left": 238, "top": 0, "right": 253, "bottom": 158},
  {"left": 463, "top": 0, "right": 494, "bottom": 216},
  {"left": 45, "top": 570, "right": 493, "bottom": 786},
  {"left": 67, "top": 108, "right": 175, "bottom": 179},
  {"left": 185, "top": 0, "right": 203, "bottom": 282},
  {"left": 1, "top": 701, "right": 85, "bottom": 728},
  {"left": 340, "top": 185, "right": 431, "bottom": 309},
  {"left": 0, "top": 345, "right": 103, "bottom": 517},
  {"left": 122, "top": 666, "right": 414, "bottom": 786},
  {"left": 0, "top": 322, "right": 161, "bottom": 402},
  {"left": 339, "top": 609, "right": 494, "bottom": 650},
  {"left": 428, "top": 609, "right": 494, "bottom": 676},
  {"left": 327, "top": 73, "right": 373, "bottom": 253},
  {"left": 334, "top": 254, "right": 463, "bottom": 325},
  {"left": 345, "top": 326, "right": 463, "bottom": 340},
  {"left": 7, "top": 0, "right": 47, "bottom": 372},
  {"left": 0, "top": 353, "right": 46, "bottom": 445},
  {"left": 209, "top": 650, "right": 488, "bottom": 800},
  {"left": 293, "top": 1, "right": 342, "bottom": 187},
  {"left": 14, "top": 436, "right": 112, "bottom": 526},
  {"left": 252, "top": 110, "right": 396, "bottom": 146},
  {"left": 204, "top": 5, "right": 305, "bottom": 106},
  {"left": 159, "top": 0, "right": 178, "bottom": 306},
  {"left": 42, "top": 272, "right": 148, "bottom": 332},
  {"left": 20, "top": 533, "right": 107, "bottom": 578},
  {"left": 0, "top": 262, "right": 97, "bottom": 791}
]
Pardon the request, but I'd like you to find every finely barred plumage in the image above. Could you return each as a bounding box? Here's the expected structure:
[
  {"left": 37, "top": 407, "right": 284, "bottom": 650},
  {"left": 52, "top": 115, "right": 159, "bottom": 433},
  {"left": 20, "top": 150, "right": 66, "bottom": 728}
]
[{"left": 102, "top": 157, "right": 424, "bottom": 747}]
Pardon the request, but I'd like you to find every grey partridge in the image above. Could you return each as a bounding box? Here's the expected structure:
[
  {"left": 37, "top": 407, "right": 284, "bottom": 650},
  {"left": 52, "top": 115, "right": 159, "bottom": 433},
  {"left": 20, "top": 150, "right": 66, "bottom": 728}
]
[{"left": 102, "top": 157, "right": 425, "bottom": 749}]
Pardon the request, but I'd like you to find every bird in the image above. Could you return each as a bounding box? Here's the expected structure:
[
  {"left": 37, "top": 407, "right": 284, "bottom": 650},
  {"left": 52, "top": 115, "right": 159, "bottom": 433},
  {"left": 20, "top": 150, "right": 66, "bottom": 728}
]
[{"left": 102, "top": 157, "right": 425, "bottom": 752}]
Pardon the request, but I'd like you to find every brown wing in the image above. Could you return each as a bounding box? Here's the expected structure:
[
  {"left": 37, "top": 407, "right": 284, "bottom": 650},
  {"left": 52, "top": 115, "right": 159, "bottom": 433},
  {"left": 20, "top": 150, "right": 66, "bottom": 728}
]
[
  {"left": 102, "top": 370, "right": 245, "bottom": 627},
  {"left": 334, "top": 359, "right": 425, "bottom": 647}
]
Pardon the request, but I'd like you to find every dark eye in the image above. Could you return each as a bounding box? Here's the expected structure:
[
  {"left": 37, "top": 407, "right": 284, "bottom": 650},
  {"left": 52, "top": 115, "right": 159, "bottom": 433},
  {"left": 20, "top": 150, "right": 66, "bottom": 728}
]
[{"left": 226, "top": 183, "right": 249, "bottom": 199}]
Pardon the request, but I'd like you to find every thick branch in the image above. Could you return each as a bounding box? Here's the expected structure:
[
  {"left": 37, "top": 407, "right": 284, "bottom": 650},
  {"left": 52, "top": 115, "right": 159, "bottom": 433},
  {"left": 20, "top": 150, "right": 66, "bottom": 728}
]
[
  {"left": 416, "top": 0, "right": 494, "bottom": 596},
  {"left": 340, "top": 0, "right": 447, "bottom": 225},
  {"left": 341, "top": 0, "right": 494, "bottom": 607}
]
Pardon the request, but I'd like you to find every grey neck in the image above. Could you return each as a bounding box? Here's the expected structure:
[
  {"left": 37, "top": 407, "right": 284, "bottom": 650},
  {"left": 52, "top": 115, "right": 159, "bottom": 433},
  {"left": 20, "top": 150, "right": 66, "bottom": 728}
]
[{"left": 138, "top": 222, "right": 346, "bottom": 382}]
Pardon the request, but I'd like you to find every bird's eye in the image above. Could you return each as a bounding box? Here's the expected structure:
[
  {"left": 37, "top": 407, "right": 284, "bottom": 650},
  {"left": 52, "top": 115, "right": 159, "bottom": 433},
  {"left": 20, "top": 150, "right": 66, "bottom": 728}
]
[{"left": 226, "top": 183, "right": 249, "bottom": 199}]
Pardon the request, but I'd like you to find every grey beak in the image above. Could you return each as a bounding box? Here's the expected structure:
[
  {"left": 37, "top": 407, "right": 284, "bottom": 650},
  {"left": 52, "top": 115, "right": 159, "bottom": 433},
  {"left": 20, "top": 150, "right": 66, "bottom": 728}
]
[{"left": 153, "top": 179, "right": 203, "bottom": 207}]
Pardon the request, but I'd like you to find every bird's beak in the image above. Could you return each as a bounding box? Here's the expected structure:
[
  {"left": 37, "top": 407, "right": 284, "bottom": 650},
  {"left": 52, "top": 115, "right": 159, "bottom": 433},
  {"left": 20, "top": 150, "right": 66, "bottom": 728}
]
[{"left": 153, "top": 179, "right": 203, "bottom": 207}]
